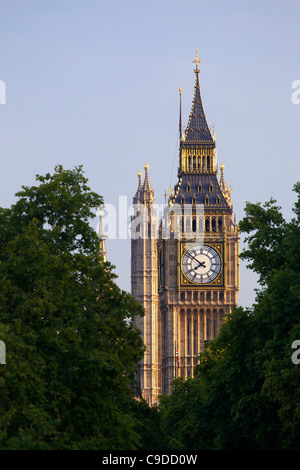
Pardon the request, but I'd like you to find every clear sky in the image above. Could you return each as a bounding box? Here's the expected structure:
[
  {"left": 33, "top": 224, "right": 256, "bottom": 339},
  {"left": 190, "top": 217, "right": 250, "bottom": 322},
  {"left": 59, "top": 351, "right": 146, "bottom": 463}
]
[{"left": 0, "top": 0, "right": 299, "bottom": 308}]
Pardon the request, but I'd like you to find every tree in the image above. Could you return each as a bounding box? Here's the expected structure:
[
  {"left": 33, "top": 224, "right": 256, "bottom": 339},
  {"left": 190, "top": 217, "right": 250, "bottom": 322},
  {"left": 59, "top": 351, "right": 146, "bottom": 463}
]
[{"left": 0, "top": 165, "right": 145, "bottom": 449}]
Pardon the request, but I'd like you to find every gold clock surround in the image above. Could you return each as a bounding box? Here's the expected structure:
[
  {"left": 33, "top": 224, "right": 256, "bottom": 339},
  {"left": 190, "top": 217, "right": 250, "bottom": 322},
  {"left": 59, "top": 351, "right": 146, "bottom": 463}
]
[{"left": 178, "top": 240, "right": 224, "bottom": 288}]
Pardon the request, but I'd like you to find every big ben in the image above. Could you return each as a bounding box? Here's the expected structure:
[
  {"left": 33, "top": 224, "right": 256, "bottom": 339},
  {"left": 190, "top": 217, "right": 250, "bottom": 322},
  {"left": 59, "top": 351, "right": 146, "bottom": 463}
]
[{"left": 131, "top": 49, "right": 239, "bottom": 404}]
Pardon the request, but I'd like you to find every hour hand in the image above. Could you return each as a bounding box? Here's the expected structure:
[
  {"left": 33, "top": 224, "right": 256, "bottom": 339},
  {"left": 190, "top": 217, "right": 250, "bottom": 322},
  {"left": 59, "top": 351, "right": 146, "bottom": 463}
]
[{"left": 195, "top": 261, "right": 206, "bottom": 269}]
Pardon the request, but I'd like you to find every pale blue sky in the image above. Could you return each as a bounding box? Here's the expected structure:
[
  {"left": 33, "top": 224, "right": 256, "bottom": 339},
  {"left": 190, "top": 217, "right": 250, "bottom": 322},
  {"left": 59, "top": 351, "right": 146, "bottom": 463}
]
[{"left": 0, "top": 0, "right": 299, "bottom": 307}]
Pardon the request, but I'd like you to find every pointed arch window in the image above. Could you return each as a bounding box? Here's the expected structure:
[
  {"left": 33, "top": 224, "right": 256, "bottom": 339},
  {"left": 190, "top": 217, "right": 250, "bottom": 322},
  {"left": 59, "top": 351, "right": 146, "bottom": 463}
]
[
  {"left": 180, "top": 216, "right": 184, "bottom": 234},
  {"left": 205, "top": 218, "right": 210, "bottom": 232},
  {"left": 187, "top": 183, "right": 191, "bottom": 193},
  {"left": 205, "top": 196, "right": 209, "bottom": 206},
  {"left": 211, "top": 218, "right": 216, "bottom": 232},
  {"left": 193, "top": 156, "right": 196, "bottom": 170},
  {"left": 218, "top": 217, "right": 223, "bottom": 232},
  {"left": 197, "top": 183, "right": 202, "bottom": 193},
  {"left": 198, "top": 216, "right": 204, "bottom": 233},
  {"left": 188, "top": 156, "right": 191, "bottom": 171},
  {"left": 209, "top": 184, "right": 213, "bottom": 193},
  {"left": 192, "top": 196, "right": 196, "bottom": 205},
  {"left": 207, "top": 156, "right": 211, "bottom": 171},
  {"left": 216, "top": 196, "right": 220, "bottom": 205},
  {"left": 192, "top": 217, "right": 197, "bottom": 232}
]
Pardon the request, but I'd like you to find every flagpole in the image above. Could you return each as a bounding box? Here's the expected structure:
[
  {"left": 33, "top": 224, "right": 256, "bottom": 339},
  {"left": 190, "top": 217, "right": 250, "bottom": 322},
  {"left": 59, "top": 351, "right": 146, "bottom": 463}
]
[{"left": 179, "top": 87, "right": 182, "bottom": 142}]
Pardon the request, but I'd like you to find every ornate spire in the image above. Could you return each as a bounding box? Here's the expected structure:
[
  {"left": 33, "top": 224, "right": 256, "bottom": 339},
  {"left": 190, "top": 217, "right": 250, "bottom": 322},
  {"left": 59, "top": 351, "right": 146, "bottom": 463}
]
[
  {"left": 219, "top": 162, "right": 232, "bottom": 207},
  {"left": 192, "top": 46, "right": 202, "bottom": 74},
  {"left": 138, "top": 169, "right": 143, "bottom": 189},
  {"left": 98, "top": 210, "right": 107, "bottom": 262},
  {"left": 220, "top": 162, "right": 226, "bottom": 190},
  {"left": 183, "top": 48, "right": 213, "bottom": 144},
  {"left": 143, "top": 161, "right": 153, "bottom": 193}
]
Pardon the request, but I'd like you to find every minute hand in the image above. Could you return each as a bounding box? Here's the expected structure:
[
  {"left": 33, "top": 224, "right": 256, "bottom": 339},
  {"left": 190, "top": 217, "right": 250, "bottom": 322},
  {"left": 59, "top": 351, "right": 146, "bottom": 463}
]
[{"left": 187, "top": 252, "right": 205, "bottom": 269}]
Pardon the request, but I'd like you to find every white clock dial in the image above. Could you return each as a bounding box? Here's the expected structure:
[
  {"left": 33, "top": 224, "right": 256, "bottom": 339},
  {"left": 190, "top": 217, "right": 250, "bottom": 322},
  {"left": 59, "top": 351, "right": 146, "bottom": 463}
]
[{"left": 182, "top": 245, "right": 221, "bottom": 284}]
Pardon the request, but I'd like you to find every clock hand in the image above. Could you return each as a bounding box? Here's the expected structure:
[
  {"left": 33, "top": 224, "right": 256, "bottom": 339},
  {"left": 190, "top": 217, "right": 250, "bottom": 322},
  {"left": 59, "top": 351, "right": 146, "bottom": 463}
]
[
  {"left": 195, "top": 261, "right": 206, "bottom": 270},
  {"left": 187, "top": 252, "right": 201, "bottom": 264},
  {"left": 187, "top": 252, "right": 206, "bottom": 269}
]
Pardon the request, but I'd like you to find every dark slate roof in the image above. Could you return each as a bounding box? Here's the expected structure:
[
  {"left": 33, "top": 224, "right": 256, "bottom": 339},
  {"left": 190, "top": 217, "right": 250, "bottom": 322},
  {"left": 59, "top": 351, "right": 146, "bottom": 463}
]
[
  {"left": 184, "top": 72, "right": 213, "bottom": 144},
  {"left": 171, "top": 174, "right": 231, "bottom": 212}
]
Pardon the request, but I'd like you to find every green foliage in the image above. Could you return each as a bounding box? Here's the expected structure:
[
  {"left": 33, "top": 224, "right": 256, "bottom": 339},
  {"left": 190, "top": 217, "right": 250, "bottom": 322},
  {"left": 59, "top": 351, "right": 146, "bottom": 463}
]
[
  {"left": 2, "top": 166, "right": 299, "bottom": 450},
  {"left": 158, "top": 182, "right": 300, "bottom": 450},
  {"left": 127, "top": 398, "right": 169, "bottom": 450},
  {"left": 0, "top": 165, "right": 145, "bottom": 449}
]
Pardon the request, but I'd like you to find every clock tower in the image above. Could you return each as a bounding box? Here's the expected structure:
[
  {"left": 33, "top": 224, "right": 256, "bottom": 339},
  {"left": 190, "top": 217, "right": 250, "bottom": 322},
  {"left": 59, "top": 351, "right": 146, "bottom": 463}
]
[{"left": 132, "top": 49, "right": 239, "bottom": 403}]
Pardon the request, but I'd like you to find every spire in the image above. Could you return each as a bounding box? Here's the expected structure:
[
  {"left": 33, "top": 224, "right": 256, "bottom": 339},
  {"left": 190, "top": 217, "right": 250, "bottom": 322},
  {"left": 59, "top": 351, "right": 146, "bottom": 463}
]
[
  {"left": 183, "top": 48, "right": 213, "bottom": 144},
  {"left": 179, "top": 86, "right": 182, "bottom": 141},
  {"left": 98, "top": 210, "right": 107, "bottom": 262},
  {"left": 220, "top": 162, "right": 226, "bottom": 191},
  {"left": 192, "top": 46, "right": 202, "bottom": 74},
  {"left": 138, "top": 169, "right": 143, "bottom": 189},
  {"left": 134, "top": 163, "right": 155, "bottom": 206},
  {"left": 219, "top": 162, "right": 232, "bottom": 207},
  {"left": 142, "top": 162, "right": 153, "bottom": 193}
]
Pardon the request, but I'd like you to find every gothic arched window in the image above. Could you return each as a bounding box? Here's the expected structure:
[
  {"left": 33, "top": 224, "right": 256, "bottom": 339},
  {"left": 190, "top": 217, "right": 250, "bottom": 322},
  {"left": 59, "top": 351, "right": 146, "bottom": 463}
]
[
  {"left": 198, "top": 217, "right": 204, "bottom": 233},
  {"left": 180, "top": 216, "right": 184, "bottom": 233},
  {"left": 207, "top": 155, "right": 211, "bottom": 171}
]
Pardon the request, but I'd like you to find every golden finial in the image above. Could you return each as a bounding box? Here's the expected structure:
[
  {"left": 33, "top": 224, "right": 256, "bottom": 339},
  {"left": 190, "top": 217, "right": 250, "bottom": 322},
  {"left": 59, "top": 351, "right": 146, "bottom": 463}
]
[
  {"left": 192, "top": 47, "right": 202, "bottom": 73},
  {"left": 138, "top": 169, "right": 143, "bottom": 188},
  {"left": 164, "top": 189, "right": 168, "bottom": 203},
  {"left": 144, "top": 161, "right": 149, "bottom": 172},
  {"left": 179, "top": 86, "right": 182, "bottom": 94}
]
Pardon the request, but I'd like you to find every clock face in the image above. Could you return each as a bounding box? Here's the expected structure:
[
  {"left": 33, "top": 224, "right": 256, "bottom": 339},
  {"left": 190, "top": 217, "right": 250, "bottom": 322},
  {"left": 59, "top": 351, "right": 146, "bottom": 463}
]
[{"left": 182, "top": 244, "right": 221, "bottom": 284}]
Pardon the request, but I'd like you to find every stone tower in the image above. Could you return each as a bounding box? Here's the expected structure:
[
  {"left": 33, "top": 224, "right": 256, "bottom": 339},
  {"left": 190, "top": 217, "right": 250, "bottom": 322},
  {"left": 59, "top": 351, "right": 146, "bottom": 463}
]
[
  {"left": 131, "top": 163, "right": 161, "bottom": 406},
  {"left": 131, "top": 50, "right": 239, "bottom": 404}
]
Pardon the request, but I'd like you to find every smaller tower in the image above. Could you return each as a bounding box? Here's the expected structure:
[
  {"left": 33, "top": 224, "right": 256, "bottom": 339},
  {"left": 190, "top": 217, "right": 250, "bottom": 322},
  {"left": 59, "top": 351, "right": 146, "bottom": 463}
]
[{"left": 131, "top": 164, "right": 161, "bottom": 406}]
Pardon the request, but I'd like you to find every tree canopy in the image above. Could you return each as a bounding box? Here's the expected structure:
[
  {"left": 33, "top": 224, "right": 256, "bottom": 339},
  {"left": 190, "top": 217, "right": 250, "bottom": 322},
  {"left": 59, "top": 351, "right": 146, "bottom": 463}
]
[
  {"left": 1, "top": 166, "right": 299, "bottom": 450},
  {"left": 0, "top": 165, "right": 145, "bottom": 449}
]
